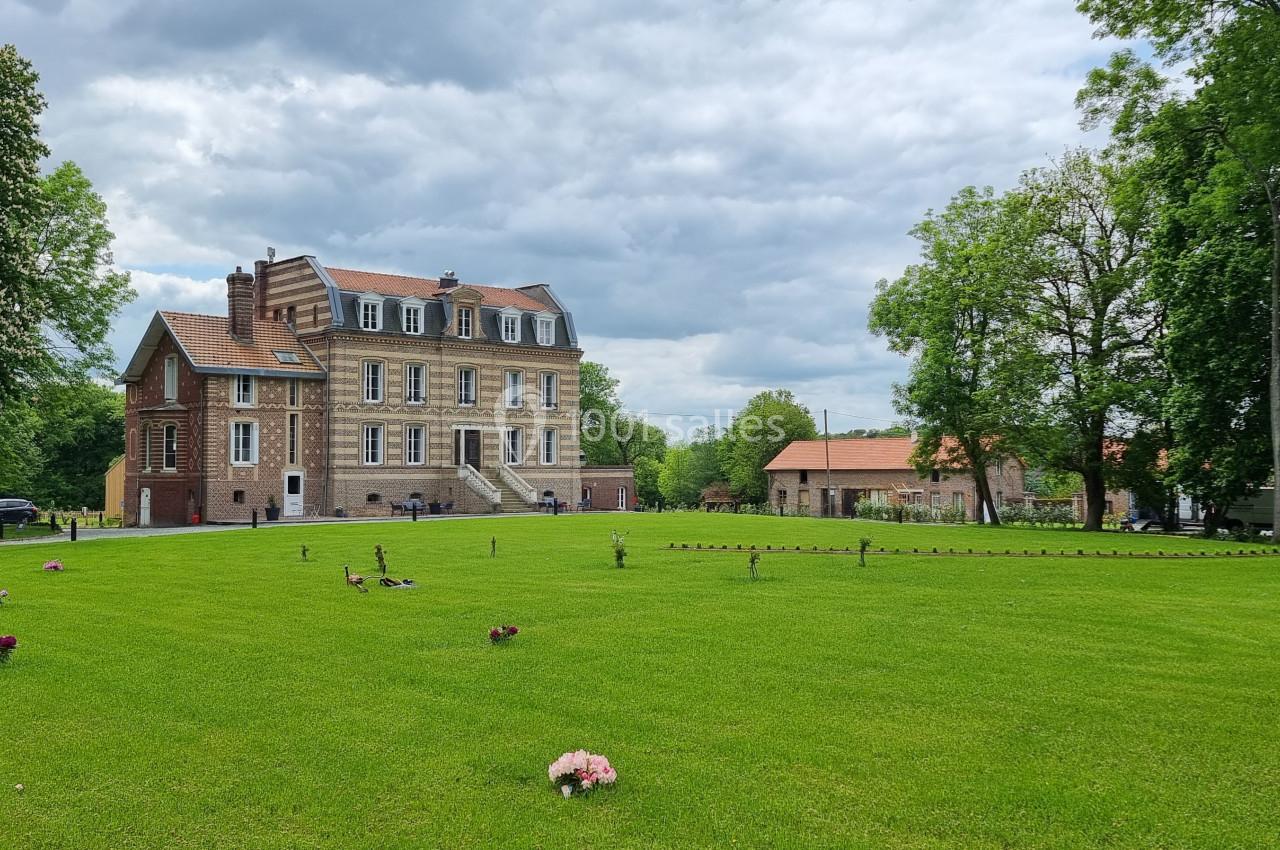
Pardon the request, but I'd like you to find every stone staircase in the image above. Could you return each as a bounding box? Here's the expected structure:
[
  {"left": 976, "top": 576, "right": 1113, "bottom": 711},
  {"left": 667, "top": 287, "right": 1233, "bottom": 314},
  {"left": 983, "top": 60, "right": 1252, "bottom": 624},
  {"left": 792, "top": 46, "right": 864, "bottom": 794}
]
[{"left": 489, "top": 473, "right": 535, "bottom": 513}]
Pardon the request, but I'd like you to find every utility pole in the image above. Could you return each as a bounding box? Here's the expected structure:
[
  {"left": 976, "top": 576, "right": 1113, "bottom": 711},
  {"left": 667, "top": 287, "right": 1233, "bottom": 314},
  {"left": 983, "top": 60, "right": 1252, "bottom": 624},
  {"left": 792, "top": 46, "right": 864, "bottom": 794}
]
[{"left": 823, "top": 409, "right": 832, "bottom": 518}]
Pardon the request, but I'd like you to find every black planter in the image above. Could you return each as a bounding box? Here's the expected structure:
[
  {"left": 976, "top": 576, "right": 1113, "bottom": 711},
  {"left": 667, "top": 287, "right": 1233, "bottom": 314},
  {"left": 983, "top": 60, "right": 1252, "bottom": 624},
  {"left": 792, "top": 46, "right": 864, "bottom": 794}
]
[
  {"left": 265, "top": 507, "right": 281, "bottom": 522},
  {"left": 428, "top": 502, "right": 442, "bottom": 515}
]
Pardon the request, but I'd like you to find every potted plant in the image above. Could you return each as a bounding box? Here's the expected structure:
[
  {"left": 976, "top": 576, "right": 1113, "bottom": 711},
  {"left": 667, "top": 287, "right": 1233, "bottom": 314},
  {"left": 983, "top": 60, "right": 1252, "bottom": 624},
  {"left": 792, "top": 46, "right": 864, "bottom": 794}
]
[
  {"left": 428, "top": 495, "right": 441, "bottom": 515},
  {"left": 334, "top": 505, "right": 347, "bottom": 518},
  {"left": 265, "top": 495, "right": 281, "bottom": 522}
]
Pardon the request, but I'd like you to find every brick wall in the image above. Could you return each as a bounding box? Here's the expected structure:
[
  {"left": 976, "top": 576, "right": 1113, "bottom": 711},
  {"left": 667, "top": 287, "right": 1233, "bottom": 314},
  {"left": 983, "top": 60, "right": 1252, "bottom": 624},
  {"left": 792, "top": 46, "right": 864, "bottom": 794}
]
[{"left": 581, "top": 466, "right": 636, "bottom": 510}]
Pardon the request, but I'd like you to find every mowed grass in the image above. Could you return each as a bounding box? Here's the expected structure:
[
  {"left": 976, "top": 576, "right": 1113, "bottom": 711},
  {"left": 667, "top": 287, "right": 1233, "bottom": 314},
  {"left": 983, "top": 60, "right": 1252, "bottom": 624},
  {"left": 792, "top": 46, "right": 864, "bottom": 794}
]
[{"left": 0, "top": 513, "right": 1277, "bottom": 849}]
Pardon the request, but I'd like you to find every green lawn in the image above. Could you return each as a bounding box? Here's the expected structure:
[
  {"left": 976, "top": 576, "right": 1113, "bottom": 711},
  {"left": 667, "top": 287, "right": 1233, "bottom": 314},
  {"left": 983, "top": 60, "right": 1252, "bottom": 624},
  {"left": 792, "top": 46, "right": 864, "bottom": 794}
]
[{"left": 1, "top": 514, "right": 1277, "bottom": 849}]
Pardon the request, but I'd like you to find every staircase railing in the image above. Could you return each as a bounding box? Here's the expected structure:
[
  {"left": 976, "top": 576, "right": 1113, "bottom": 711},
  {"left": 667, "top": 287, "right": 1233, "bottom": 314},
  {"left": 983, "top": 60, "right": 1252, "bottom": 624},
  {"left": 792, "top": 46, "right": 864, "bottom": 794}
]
[
  {"left": 497, "top": 464, "right": 539, "bottom": 506},
  {"left": 458, "top": 464, "right": 502, "bottom": 506}
]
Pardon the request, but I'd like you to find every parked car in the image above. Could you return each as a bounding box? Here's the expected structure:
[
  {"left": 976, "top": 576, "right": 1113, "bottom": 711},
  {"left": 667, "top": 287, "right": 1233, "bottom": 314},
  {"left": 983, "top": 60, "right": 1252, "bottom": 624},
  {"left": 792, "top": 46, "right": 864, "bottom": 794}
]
[{"left": 0, "top": 498, "right": 39, "bottom": 524}]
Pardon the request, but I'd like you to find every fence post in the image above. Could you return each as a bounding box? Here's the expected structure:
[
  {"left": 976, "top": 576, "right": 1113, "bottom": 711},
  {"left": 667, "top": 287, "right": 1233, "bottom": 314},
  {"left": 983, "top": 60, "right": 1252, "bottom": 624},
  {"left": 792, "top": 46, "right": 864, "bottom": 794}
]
[
  {"left": 98, "top": 512, "right": 103, "bottom": 527},
  {"left": 412, "top": 504, "right": 418, "bottom": 522},
  {"left": 252, "top": 509, "right": 258, "bottom": 529},
  {"left": 70, "top": 518, "right": 77, "bottom": 542}
]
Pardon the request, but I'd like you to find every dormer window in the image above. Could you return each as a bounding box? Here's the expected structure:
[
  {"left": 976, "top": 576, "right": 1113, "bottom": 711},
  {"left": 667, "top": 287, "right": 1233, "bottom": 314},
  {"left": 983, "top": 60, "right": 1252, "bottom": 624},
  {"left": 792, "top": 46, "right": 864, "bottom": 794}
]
[
  {"left": 535, "top": 315, "right": 555, "bottom": 346},
  {"left": 500, "top": 309, "right": 522, "bottom": 343},
  {"left": 457, "top": 306, "right": 473, "bottom": 339},
  {"left": 358, "top": 293, "right": 384, "bottom": 331},
  {"left": 400, "top": 298, "right": 424, "bottom": 335}
]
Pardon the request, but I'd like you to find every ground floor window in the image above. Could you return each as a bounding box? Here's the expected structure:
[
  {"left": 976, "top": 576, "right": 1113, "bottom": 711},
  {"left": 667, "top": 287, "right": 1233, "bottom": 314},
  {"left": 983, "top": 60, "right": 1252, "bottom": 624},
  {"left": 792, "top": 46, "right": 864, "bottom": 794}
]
[
  {"left": 163, "top": 424, "right": 177, "bottom": 470},
  {"left": 617, "top": 486, "right": 627, "bottom": 510},
  {"left": 363, "top": 424, "right": 384, "bottom": 465},
  {"left": 540, "top": 428, "right": 557, "bottom": 465},
  {"left": 504, "top": 427, "right": 523, "bottom": 465},
  {"left": 405, "top": 425, "right": 425, "bottom": 465}
]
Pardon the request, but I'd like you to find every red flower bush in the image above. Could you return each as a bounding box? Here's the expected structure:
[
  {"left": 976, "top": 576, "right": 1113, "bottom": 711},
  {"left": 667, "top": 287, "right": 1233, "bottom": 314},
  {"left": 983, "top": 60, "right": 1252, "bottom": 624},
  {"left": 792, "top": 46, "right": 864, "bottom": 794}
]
[{"left": 489, "top": 625, "right": 519, "bottom": 643}]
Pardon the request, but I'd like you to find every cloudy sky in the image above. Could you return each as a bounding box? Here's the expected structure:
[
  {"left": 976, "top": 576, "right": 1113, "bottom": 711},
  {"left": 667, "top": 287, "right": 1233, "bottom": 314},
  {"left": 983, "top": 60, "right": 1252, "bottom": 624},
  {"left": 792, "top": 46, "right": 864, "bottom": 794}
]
[{"left": 6, "top": 0, "right": 1121, "bottom": 436}]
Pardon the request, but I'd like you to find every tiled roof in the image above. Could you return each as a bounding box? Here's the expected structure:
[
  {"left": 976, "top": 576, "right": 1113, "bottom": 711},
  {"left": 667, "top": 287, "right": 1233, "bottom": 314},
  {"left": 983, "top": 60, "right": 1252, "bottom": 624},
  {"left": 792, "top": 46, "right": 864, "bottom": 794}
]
[
  {"left": 325, "top": 267, "right": 552, "bottom": 312},
  {"left": 160, "top": 311, "right": 324, "bottom": 374},
  {"left": 766, "top": 437, "right": 928, "bottom": 472}
]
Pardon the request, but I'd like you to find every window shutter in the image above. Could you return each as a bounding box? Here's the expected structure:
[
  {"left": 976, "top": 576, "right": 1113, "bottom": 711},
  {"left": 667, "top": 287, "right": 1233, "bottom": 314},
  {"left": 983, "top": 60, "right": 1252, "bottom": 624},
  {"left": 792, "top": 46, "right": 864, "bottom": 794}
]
[
  {"left": 251, "top": 424, "right": 260, "bottom": 464},
  {"left": 229, "top": 422, "right": 236, "bottom": 462}
]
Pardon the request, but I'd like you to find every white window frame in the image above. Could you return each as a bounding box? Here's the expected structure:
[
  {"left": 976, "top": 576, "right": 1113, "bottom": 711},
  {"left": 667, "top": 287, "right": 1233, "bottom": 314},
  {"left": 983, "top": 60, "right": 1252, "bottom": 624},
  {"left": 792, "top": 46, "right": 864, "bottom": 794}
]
[
  {"left": 362, "top": 360, "right": 384, "bottom": 404},
  {"left": 457, "top": 306, "right": 473, "bottom": 339},
  {"left": 404, "top": 424, "right": 425, "bottom": 466},
  {"left": 931, "top": 492, "right": 941, "bottom": 509},
  {"left": 536, "top": 316, "right": 555, "bottom": 346},
  {"left": 233, "top": 374, "right": 255, "bottom": 407},
  {"left": 288, "top": 412, "right": 299, "bottom": 465},
  {"left": 540, "top": 371, "right": 558, "bottom": 409},
  {"left": 362, "top": 423, "right": 384, "bottom": 466},
  {"left": 504, "top": 369, "right": 524, "bottom": 408},
  {"left": 618, "top": 486, "right": 627, "bottom": 510},
  {"left": 164, "top": 355, "right": 178, "bottom": 401},
  {"left": 457, "top": 367, "right": 476, "bottom": 406},
  {"left": 500, "top": 310, "right": 521, "bottom": 343},
  {"left": 288, "top": 378, "right": 299, "bottom": 408},
  {"left": 359, "top": 294, "right": 384, "bottom": 331},
  {"left": 163, "top": 424, "right": 177, "bottom": 470},
  {"left": 503, "top": 426, "right": 524, "bottom": 465},
  {"left": 401, "top": 300, "right": 424, "bottom": 335},
  {"left": 231, "top": 421, "right": 258, "bottom": 466},
  {"left": 540, "top": 428, "right": 558, "bottom": 465},
  {"left": 405, "top": 363, "right": 426, "bottom": 404}
]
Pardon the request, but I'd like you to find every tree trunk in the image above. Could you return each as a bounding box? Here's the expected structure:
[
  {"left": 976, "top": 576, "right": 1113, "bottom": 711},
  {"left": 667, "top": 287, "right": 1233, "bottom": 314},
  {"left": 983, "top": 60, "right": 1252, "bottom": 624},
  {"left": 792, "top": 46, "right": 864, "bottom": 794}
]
[
  {"left": 973, "top": 468, "right": 1001, "bottom": 525},
  {"left": 1269, "top": 194, "right": 1280, "bottom": 531},
  {"left": 1082, "top": 467, "right": 1107, "bottom": 531}
]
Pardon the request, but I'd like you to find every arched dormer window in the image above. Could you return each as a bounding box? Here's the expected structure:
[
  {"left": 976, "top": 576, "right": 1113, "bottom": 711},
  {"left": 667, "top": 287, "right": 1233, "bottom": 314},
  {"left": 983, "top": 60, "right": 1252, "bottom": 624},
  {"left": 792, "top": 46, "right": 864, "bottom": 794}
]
[{"left": 358, "top": 292, "right": 384, "bottom": 331}]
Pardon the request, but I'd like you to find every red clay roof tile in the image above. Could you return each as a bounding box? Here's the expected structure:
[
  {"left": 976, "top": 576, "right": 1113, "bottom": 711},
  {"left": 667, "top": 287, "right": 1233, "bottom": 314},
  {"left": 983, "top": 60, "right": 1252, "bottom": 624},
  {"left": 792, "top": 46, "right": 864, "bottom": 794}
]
[{"left": 161, "top": 311, "right": 324, "bottom": 374}]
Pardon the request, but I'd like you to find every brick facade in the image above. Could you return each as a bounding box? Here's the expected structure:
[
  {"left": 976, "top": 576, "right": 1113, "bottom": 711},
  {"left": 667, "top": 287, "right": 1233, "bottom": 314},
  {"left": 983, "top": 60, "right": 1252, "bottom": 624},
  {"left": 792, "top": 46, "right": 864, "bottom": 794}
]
[
  {"left": 580, "top": 466, "right": 636, "bottom": 511},
  {"left": 120, "top": 256, "right": 583, "bottom": 525},
  {"left": 767, "top": 454, "right": 1027, "bottom": 520}
]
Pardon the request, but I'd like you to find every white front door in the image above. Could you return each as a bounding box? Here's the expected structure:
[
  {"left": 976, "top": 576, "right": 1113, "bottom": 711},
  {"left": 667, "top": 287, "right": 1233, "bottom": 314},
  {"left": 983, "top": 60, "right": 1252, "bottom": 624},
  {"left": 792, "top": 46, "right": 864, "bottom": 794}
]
[
  {"left": 284, "top": 473, "right": 303, "bottom": 517},
  {"left": 139, "top": 488, "right": 151, "bottom": 527}
]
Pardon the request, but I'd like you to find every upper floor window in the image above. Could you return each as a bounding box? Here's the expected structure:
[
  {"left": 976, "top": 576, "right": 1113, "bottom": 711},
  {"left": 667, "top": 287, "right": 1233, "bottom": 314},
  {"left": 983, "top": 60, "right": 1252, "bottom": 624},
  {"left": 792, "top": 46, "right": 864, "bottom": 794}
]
[
  {"left": 930, "top": 469, "right": 941, "bottom": 483},
  {"left": 536, "top": 316, "right": 555, "bottom": 346},
  {"left": 288, "top": 378, "right": 299, "bottom": 408},
  {"left": 163, "top": 424, "right": 177, "bottom": 470},
  {"left": 402, "top": 301, "right": 423, "bottom": 335},
  {"left": 457, "top": 367, "right": 476, "bottom": 406},
  {"left": 457, "top": 306, "right": 473, "bottom": 339},
  {"left": 359, "top": 294, "right": 383, "bottom": 331},
  {"left": 540, "top": 372, "right": 558, "bottom": 409},
  {"left": 405, "top": 364, "right": 426, "bottom": 404},
  {"left": 286, "top": 305, "right": 297, "bottom": 327},
  {"left": 231, "top": 421, "right": 258, "bottom": 465},
  {"left": 362, "top": 361, "right": 383, "bottom": 403},
  {"left": 504, "top": 370, "right": 524, "bottom": 408},
  {"left": 500, "top": 312, "right": 521, "bottom": 343},
  {"left": 234, "top": 374, "right": 255, "bottom": 407},
  {"left": 164, "top": 356, "right": 178, "bottom": 402},
  {"left": 288, "top": 413, "right": 299, "bottom": 465}
]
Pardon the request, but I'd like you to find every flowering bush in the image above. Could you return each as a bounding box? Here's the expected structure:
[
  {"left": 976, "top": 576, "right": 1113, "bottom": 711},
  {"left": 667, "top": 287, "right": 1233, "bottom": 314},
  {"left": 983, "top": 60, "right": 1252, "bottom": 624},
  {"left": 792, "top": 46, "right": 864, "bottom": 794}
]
[
  {"left": 0, "top": 589, "right": 7, "bottom": 604},
  {"left": 489, "top": 625, "right": 519, "bottom": 643},
  {"left": 548, "top": 750, "right": 617, "bottom": 798},
  {"left": 0, "top": 635, "right": 16, "bottom": 663},
  {"left": 43, "top": 559, "right": 64, "bottom": 572}
]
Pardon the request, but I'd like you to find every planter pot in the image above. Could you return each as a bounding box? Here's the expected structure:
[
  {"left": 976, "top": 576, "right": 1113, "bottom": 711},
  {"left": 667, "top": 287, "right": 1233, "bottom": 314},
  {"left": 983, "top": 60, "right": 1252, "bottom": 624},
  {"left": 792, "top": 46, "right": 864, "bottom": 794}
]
[
  {"left": 264, "top": 507, "right": 281, "bottom": 522},
  {"left": 428, "top": 502, "right": 441, "bottom": 515},
  {"left": 335, "top": 508, "right": 347, "bottom": 518}
]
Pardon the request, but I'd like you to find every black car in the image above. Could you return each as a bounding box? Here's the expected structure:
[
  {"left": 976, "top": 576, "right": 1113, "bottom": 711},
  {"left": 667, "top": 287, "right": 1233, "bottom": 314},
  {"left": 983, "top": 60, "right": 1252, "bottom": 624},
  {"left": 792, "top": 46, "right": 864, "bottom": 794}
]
[{"left": 0, "top": 498, "right": 38, "bottom": 524}]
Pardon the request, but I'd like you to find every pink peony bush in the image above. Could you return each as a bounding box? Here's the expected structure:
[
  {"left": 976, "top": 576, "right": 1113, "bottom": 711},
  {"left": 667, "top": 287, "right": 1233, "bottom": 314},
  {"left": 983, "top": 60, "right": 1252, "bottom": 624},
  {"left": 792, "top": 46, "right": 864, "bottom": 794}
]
[
  {"left": 0, "top": 635, "right": 17, "bottom": 663},
  {"left": 548, "top": 750, "right": 617, "bottom": 798},
  {"left": 42, "top": 560, "right": 64, "bottom": 572},
  {"left": 488, "top": 625, "right": 519, "bottom": 643}
]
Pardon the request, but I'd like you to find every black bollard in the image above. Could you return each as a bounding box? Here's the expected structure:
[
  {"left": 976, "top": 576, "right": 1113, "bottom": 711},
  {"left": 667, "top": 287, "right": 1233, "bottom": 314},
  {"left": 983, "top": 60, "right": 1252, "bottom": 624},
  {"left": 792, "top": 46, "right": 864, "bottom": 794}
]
[
  {"left": 98, "top": 512, "right": 103, "bottom": 527},
  {"left": 70, "top": 518, "right": 77, "bottom": 541},
  {"left": 553, "top": 499, "right": 560, "bottom": 516},
  {"left": 252, "top": 508, "right": 258, "bottom": 529},
  {"left": 412, "top": 504, "right": 418, "bottom": 522},
  {"left": 0, "top": 521, "right": 4, "bottom": 539}
]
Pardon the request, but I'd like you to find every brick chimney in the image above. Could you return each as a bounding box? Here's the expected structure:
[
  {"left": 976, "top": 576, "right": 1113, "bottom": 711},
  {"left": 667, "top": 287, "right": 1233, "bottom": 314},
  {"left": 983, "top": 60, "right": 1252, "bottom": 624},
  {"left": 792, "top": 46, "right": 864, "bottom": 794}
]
[
  {"left": 253, "top": 258, "right": 269, "bottom": 319},
  {"left": 439, "top": 269, "right": 458, "bottom": 290},
  {"left": 227, "top": 266, "right": 256, "bottom": 341}
]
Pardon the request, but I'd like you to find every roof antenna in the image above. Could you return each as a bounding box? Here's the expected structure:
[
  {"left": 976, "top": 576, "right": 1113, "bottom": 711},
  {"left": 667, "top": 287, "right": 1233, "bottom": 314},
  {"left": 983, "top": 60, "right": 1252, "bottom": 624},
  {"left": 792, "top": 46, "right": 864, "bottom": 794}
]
[{"left": 266, "top": 246, "right": 276, "bottom": 263}]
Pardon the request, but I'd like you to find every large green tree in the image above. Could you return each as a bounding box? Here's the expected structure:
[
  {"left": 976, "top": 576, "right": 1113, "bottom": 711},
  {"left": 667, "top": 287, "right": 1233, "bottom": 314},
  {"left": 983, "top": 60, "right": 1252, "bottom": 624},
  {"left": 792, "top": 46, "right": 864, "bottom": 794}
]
[
  {"left": 870, "top": 186, "right": 1044, "bottom": 525},
  {"left": 657, "top": 445, "right": 701, "bottom": 507},
  {"left": 1016, "top": 149, "right": 1162, "bottom": 531},
  {"left": 26, "top": 380, "right": 125, "bottom": 509},
  {"left": 577, "top": 361, "right": 666, "bottom": 465},
  {"left": 1077, "top": 1, "right": 1280, "bottom": 525},
  {"left": 719, "top": 389, "right": 817, "bottom": 504},
  {"left": 0, "top": 43, "right": 50, "bottom": 404}
]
